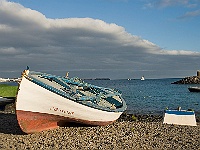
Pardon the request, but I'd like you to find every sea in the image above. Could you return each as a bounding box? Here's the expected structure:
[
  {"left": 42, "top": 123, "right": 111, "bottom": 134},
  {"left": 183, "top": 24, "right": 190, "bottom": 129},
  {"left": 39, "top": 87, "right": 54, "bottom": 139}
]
[
  {"left": 1, "top": 78, "right": 200, "bottom": 116},
  {"left": 86, "top": 78, "right": 200, "bottom": 117}
]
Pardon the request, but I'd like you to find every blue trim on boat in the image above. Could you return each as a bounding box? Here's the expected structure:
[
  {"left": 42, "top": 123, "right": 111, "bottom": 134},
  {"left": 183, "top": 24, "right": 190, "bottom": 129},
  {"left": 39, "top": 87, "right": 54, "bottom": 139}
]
[
  {"left": 30, "top": 76, "right": 76, "bottom": 101},
  {"left": 165, "top": 110, "right": 195, "bottom": 115},
  {"left": 25, "top": 72, "right": 127, "bottom": 112}
]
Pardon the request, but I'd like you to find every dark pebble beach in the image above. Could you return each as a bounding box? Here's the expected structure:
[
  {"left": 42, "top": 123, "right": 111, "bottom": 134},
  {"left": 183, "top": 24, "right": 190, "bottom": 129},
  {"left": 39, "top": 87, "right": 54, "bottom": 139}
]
[{"left": 0, "top": 103, "right": 199, "bottom": 150}]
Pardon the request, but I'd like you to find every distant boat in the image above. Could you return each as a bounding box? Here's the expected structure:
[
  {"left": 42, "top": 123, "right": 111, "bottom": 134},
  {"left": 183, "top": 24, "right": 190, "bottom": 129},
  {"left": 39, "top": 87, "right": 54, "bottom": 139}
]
[
  {"left": 188, "top": 86, "right": 200, "bottom": 92},
  {"left": 0, "top": 97, "right": 15, "bottom": 106},
  {"left": 0, "top": 77, "right": 21, "bottom": 83},
  {"left": 0, "top": 97, "right": 15, "bottom": 110},
  {"left": 16, "top": 68, "right": 127, "bottom": 133},
  {"left": 0, "top": 78, "right": 10, "bottom": 82},
  {"left": 94, "top": 78, "right": 110, "bottom": 80},
  {"left": 141, "top": 76, "right": 145, "bottom": 81}
]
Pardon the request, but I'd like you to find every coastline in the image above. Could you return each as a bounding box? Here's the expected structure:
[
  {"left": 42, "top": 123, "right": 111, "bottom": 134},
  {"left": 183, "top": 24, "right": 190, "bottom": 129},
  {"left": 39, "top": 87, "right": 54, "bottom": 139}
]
[{"left": 0, "top": 103, "right": 199, "bottom": 149}]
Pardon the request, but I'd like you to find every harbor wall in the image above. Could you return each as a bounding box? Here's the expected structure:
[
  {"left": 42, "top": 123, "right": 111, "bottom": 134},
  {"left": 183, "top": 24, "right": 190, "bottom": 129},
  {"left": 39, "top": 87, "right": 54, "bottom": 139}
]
[
  {"left": 172, "top": 70, "right": 200, "bottom": 84},
  {"left": 197, "top": 70, "right": 200, "bottom": 77}
]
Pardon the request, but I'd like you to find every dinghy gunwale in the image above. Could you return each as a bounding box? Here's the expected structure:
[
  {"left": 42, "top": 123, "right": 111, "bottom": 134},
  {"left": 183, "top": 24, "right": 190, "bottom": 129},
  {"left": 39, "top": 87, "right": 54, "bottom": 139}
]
[{"left": 24, "top": 71, "right": 126, "bottom": 112}]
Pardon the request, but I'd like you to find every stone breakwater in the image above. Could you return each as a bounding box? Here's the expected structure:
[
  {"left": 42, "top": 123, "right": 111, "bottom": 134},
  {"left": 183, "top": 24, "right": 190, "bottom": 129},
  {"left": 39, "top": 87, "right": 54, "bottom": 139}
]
[
  {"left": 172, "top": 76, "right": 200, "bottom": 84},
  {"left": 0, "top": 104, "right": 199, "bottom": 149}
]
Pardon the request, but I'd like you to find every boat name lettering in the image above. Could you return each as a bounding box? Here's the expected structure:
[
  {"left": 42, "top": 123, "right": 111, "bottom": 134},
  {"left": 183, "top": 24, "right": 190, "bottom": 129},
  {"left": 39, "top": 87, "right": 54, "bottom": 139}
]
[{"left": 50, "top": 107, "right": 74, "bottom": 115}]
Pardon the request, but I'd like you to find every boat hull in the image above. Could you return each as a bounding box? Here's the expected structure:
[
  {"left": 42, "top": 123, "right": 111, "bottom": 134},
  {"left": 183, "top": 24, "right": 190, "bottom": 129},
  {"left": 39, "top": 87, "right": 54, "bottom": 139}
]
[
  {"left": 16, "top": 76, "right": 122, "bottom": 133},
  {"left": 188, "top": 87, "right": 200, "bottom": 92}
]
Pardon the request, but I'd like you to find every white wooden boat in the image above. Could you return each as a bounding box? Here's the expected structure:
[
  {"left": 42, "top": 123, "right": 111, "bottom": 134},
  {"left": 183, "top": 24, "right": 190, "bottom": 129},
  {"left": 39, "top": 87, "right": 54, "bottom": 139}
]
[{"left": 16, "top": 68, "right": 126, "bottom": 133}]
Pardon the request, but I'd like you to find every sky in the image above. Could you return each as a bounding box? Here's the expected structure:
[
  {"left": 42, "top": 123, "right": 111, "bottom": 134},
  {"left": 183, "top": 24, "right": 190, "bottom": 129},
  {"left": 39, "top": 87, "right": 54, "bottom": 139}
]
[{"left": 0, "top": 0, "right": 200, "bottom": 79}]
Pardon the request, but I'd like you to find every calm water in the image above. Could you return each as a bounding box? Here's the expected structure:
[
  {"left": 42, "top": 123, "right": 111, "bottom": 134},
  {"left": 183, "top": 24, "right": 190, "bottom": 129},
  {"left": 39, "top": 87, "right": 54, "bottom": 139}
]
[
  {"left": 86, "top": 79, "right": 200, "bottom": 116},
  {"left": 1, "top": 79, "right": 200, "bottom": 116}
]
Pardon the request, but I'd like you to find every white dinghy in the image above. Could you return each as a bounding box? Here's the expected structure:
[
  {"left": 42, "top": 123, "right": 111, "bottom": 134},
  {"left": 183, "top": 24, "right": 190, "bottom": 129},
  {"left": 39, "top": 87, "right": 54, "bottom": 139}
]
[{"left": 163, "top": 107, "right": 197, "bottom": 126}]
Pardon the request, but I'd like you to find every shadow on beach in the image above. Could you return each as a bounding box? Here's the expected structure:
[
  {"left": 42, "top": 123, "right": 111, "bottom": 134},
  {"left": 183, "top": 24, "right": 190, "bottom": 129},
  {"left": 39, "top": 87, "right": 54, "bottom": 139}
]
[{"left": 0, "top": 112, "right": 25, "bottom": 135}]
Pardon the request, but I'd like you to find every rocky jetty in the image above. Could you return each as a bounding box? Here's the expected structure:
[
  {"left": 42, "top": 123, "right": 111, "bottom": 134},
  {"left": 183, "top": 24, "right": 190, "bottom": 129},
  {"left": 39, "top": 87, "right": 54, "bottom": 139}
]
[{"left": 172, "top": 76, "right": 200, "bottom": 84}]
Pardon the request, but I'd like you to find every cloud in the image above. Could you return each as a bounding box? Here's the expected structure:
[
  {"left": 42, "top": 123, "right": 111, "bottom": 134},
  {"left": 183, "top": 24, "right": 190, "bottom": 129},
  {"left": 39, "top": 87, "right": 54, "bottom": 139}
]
[
  {"left": 177, "top": 9, "right": 200, "bottom": 19},
  {"left": 0, "top": 0, "right": 200, "bottom": 79},
  {"left": 158, "top": 0, "right": 189, "bottom": 7},
  {"left": 144, "top": 0, "right": 200, "bottom": 21},
  {"left": 145, "top": 0, "right": 191, "bottom": 8},
  {"left": 159, "top": 49, "right": 200, "bottom": 55}
]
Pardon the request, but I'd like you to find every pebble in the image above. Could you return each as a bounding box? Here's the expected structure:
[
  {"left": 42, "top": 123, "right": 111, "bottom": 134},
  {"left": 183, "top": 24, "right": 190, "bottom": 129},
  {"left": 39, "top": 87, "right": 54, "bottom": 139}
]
[{"left": 0, "top": 104, "right": 199, "bottom": 149}]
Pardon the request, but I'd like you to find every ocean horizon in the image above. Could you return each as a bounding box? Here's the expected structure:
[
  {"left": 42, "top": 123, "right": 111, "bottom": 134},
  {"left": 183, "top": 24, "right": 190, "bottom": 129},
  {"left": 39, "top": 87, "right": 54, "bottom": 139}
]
[{"left": 1, "top": 78, "right": 200, "bottom": 117}]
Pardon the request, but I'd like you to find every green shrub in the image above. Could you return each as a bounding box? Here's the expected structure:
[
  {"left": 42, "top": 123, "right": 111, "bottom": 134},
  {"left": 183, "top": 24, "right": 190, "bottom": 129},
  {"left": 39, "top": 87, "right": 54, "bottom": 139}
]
[
  {"left": 0, "top": 84, "right": 18, "bottom": 97},
  {"left": 131, "top": 115, "right": 138, "bottom": 121}
]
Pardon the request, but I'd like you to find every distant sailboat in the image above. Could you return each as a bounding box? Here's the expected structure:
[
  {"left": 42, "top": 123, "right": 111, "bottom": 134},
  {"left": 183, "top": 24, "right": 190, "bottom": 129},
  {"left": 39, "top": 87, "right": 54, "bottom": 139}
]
[{"left": 141, "top": 76, "right": 145, "bottom": 81}]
